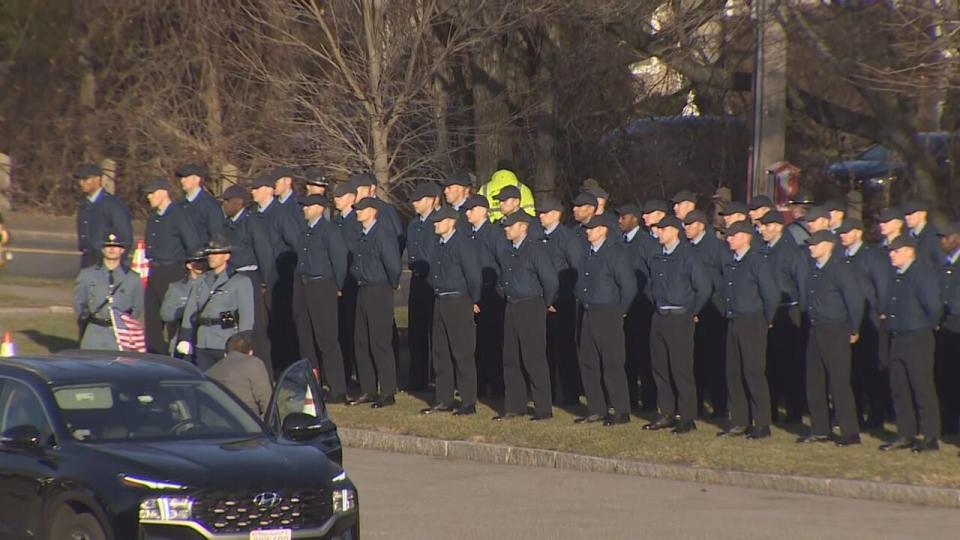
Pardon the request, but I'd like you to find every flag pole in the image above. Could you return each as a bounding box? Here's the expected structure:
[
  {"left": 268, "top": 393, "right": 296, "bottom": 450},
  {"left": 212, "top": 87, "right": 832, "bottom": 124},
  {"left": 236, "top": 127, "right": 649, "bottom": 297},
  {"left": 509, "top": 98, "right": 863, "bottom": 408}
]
[{"left": 107, "top": 296, "right": 122, "bottom": 351}]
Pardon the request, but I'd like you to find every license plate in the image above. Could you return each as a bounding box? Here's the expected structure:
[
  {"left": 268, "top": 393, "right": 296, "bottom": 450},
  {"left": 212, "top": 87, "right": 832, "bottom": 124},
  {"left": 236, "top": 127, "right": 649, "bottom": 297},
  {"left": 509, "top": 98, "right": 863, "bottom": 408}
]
[{"left": 250, "top": 530, "right": 292, "bottom": 540}]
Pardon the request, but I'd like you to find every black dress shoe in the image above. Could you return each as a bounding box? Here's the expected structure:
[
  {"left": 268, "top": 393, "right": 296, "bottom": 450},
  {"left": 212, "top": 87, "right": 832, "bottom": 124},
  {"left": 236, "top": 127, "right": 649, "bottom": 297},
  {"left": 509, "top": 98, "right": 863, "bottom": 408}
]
[
  {"left": 452, "top": 405, "right": 477, "bottom": 416},
  {"left": 796, "top": 434, "right": 832, "bottom": 444},
  {"left": 492, "top": 412, "right": 524, "bottom": 421},
  {"left": 746, "top": 426, "right": 772, "bottom": 439},
  {"left": 574, "top": 414, "right": 604, "bottom": 424},
  {"left": 879, "top": 437, "right": 916, "bottom": 451},
  {"left": 603, "top": 413, "right": 631, "bottom": 427},
  {"left": 835, "top": 434, "right": 862, "bottom": 447},
  {"left": 371, "top": 395, "right": 395, "bottom": 408},
  {"left": 716, "top": 425, "right": 749, "bottom": 438},
  {"left": 912, "top": 438, "right": 939, "bottom": 453},
  {"left": 672, "top": 420, "right": 697, "bottom": 434},
  {"left": 642, "top": 416, "right": 676, "bottom": 430},
  {"left": 420, "top": 404, "right": 454, "bottom": 415},
  {"left": 530, "top": 413, "right": 553, "bottom": 421},
  {"left": 348, "top": 393, "right": 377, "bottom": 406}
]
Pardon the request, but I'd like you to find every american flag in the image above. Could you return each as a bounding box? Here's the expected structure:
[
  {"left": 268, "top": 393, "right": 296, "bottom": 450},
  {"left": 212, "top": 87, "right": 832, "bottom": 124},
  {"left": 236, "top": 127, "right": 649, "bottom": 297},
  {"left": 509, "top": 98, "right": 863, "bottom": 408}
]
[{"left": 113, "top": 309, "right": 146, "bottom": 353}]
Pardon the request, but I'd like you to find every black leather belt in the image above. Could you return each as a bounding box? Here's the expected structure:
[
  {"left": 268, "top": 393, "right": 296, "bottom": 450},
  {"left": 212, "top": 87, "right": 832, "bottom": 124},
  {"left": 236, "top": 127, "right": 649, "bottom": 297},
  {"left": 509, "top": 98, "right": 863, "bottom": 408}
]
[
  {"left": 87, "top": 318, "right": 111, "bottom": 327},
  {"left": 197, "top": 317, "right": 224, "bottom": 326}
]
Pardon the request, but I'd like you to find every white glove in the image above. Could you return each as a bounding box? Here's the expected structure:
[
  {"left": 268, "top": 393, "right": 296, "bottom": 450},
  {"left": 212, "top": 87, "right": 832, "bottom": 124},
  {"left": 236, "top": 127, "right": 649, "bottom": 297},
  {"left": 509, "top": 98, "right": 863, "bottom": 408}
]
[{"left": 175, "top": 341, "right": 192, "bottom": 356}]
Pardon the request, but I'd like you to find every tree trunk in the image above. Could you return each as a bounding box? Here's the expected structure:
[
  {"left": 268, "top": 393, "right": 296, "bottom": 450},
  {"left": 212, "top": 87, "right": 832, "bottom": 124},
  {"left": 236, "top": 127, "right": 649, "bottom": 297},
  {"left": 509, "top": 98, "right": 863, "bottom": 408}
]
[
  {"left": 364, "top": 0, "right": 391, "bottom": 190},
  {"left": 533, "top": 21, "right": 560, "bottom": 198},
  {"left": 472, "top": 32, "right": 514, "bottom": 185}
]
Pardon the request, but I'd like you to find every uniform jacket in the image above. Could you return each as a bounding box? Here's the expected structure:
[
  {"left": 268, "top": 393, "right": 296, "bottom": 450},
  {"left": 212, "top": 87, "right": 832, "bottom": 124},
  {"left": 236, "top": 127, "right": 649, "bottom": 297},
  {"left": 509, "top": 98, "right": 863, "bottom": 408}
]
[
  {"left": 224, "top": 208, "right": 276, "bottom": 285},
  {"left": 179, "top": 187, "right": 224, "bottom": 247},
  {"left": 406, "top": 210, "right": 438, "bottom": 277},
  {"left": 842, "top": 242, "right": 889, "bottom": 314},
  {"left": 540, "top": 223, "right": 581, "bottom": 299},
  {"left": 298, "top": 218, "right": 349, "bottom": 290},
  {"left": 429, "top": 229, "right": 483, "bottom": 303},
  {"left": 647, "top": 240, "right": 712, "bottom": 314},
  {"left": 762, "top": 234, "right": 807, "bottom": 305},
  {"left": 180, "top": 270, "right": 255, "bottom": 349},
  {"left": 803, "top": 252, "right": 865, "bottom": 333},
  {"left": 942, "top": 251, "right": 960, "bottom": 332},
  {"left": 720, "top": 247, "right": 779, "bottom": 322},
  {"left": 494, "top": 235, "right": 558, "bottom": 306},
  {"left": 469, "top": 220, "right": 501, "bottom": 288},
  {"left": 76, "top": 190, "right": 133, "bottom": 256},
  {"left": 575, "top": 238, "right": 637, "bottom": 313},
  {"left": 73, "top": 265, "right": 144, "bottom": 350},
  {"left": 145, "top": 203, "right": 201, "bottom": 265},
  {"left": 883, "top": 260, "right": 942, "bottom": 333},
  {"left": 349, "top": 221, "right": 402, "bottom": 289}
]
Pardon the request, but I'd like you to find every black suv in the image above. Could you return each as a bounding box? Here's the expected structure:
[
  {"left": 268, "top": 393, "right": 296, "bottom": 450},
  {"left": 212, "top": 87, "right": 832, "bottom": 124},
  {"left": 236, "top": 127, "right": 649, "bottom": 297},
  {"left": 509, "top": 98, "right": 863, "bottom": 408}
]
[{"left": 0, "top": 352, "right": 359, "bottom": 540}]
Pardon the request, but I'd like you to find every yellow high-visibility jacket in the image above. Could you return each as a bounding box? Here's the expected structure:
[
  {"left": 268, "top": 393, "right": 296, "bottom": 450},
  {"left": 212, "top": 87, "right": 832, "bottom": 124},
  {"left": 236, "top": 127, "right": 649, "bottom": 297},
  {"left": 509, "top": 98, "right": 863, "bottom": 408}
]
[{"left": 478, "top": 169, "right": 536, "bottom": 222}]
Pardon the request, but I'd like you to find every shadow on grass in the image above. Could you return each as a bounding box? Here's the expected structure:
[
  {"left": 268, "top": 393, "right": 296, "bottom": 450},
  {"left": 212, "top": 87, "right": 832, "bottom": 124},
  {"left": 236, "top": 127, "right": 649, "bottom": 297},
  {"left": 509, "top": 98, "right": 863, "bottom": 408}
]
[{"left": 21, "top": 329, "right": 77, "bottom": 353}]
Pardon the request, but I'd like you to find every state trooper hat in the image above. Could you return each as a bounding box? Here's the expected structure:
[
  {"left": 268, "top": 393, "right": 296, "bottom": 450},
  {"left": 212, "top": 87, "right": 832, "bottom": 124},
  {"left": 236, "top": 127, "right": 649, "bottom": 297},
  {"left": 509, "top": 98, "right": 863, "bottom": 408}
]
[
  {"left": 204, "top": 234, "right": 233, "bottom": 254},
  {"left": 536, "top": 198, "right": 563, "bottom": 214},
  {"left": 643, "top": 199, "right": 669, "bottom": 214},
  {"left": 353, "top": 197, "right": 378, "bottom": 211},
  {"left": 431, "top": 207, "right": 460, "bottom": 223},
  {"left": 249, "top": 170, "right": 275, "bottom": 189},
  {"left": 719, "top": 201, "right": 749, "bottom": 216},
  {"left": 805, "top": 230, "right": 838, "bottom": 245},
  {"left": 348, "top": 172, "right": 377, "bottom": 188},
  {"left": 937, "top": 222, "right": 960, "bottom": 237},
  {"left": 654, "top": 215, "right": 683, "bottom": 231},
  {"left": 302, "top": 167, "right": 330, "bottom": 186},
  {"left": 74, "top": 163, "right": 103, "bottom": 179},
  {"left": 572, "top": 192, "right": 599, "bottom": 207},
  {"left": 725, "top": 220, "right": 754, "bottom": 237},
  {"left": 616, "top": 203, "right": 643, "bottom": 217},
  {"left": 887, "top": 234, "right": 916, "bottom": 251},
  {"left": 186, "top": 248, "right": 207, "bottom": 263},
  {"left": 748, "top": 195, "right": 774, "bottom": 211},
  {"left": 835, "top": 218, "right": 863, "bottom": 234},
  {"left": 671, "top": 190, "right": 697, "bottom": 204},
  {"left": 219, "top": 184, "right": 250, "bottom": 202},
  {"left": 463, "top": 194, "right": 489, "bottom": 210},
  {"left": 331, "top": 182, "right": 357, "bottom": 198},
  {"left": 802, "top": 206, "right": 830, "bottom": 222},
  {"left": 101, "top": 231, "right": 127, "bottom": 248},
  {"left": 175, "top": 163, "right": 207, "bottom": 179},
  {"left": 758, "top": 211, "right": 785, "bottom": 225},
  {"left": 878, "top": 207, "right": 904, "bottom": 223},
  {"left": 501, "top": 210, "right": 531, "bottom": 226},
  {"left": 683, "top": 209, "right": 709, "bottom": 225},
  {"left": 441, "top": 170, "right": 473, "bottom": 187},
  {"left": 408, "top": 182, "right": 441, "bottom": 202},
  {"left": 903, "top": 200, "right": 929, "bottom": 215},
  {"left": 298, "top": 194, "right": 330, "bottom": 207},
  {"left": 143, "top": 177, "right": 171, "bottom": 194},
  {"left": 496, "top": 185, "right": 522, "bottom": 201}
]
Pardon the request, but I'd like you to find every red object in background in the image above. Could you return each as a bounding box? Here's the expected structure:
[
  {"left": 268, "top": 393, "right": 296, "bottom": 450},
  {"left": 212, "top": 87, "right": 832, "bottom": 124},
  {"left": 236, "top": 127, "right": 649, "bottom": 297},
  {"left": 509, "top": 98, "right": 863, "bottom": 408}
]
[
  {"left": 131, "top": 239, "right": 149, "bottom": 288},
  {"left": 768, "top": 161, "right": 801, "bottom": 206}
]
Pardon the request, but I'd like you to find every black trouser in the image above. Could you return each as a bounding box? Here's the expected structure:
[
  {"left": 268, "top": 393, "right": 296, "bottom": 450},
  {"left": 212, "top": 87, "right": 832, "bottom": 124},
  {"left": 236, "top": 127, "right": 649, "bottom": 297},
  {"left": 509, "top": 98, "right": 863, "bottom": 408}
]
[
  {"left": 338, "top": 281, "right": 358, "bottom": 383},
  {"left": 195, "top": 348, "right": 224, "bottom": 371},
  {"left": 694, "top": 301, "right": 726, "bottom": 417},
  {"left": 502, "top": 297, "right": 552, "bottom": 417},
  {"left": 626, "top": 299, "right": 656, "bottom": 410},
  {"left": 294, "top": 274, "right": 346, "bottom": 397},
  {"left": 269, "top": 253, "right": 300, "bottom": 372},
  {"left": 852, "top": 312, "right": 888, "bottom": 425},
  {"left": 432, "top": 294, "right": 477, "bottom": 407},
  {"left": 936, "top": 320, "right": 960, "bottom": 434},
  {"left": 547, "top": 296, "right": 580, "bottom": 406},
  {"left": 238, "top": 270, "right": 272, "bottom": 380},
  {"left": 725, "top": 313, "right": 771, "bottom": 428},
  {"left": 650, "top": 311, "right": 696, "bottom": 421},
  {"left": 806, "top": 322, "right": 859, "bottom": 437},
  {"left": 889, "top": 329, "right": 940, "bottom": 440},
  {"left": 767, "top": 305, "right": 805, "bottom": 422},
  {"left": 407, "top": 273, "right": 434, "bottom": 391},
  {"left": 354, "top": 284, "right": 397, "bottom": 398},
  {"left": 476, "top": 285, "right": 504, "bottom": 398},
  {"left": 145, "top": 263, "right": 185, "bottom": 354},
  {"left": 578, "top": 306, "right": 630, "bottom": 417}
]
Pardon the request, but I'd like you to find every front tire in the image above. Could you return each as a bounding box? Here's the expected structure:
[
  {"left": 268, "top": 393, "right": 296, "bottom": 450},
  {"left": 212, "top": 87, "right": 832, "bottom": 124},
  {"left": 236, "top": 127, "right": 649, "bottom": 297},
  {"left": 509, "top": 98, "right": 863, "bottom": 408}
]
[{"left": 49, "top": 507, "right": 107, "bottom": 540}]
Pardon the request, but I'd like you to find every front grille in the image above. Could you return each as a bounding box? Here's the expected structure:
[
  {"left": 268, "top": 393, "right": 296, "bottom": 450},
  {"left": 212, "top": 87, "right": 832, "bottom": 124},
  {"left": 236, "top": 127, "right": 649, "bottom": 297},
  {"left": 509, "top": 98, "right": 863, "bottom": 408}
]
[{"left": 192, "top": 488, "right": 330, "bottom": 534}]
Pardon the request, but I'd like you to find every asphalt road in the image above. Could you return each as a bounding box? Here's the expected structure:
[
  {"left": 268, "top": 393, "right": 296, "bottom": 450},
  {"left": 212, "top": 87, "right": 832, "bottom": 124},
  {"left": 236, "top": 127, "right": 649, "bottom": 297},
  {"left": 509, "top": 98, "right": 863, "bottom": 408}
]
[{"left": 345, "top": 448, "right": 960, "bottom": 540}]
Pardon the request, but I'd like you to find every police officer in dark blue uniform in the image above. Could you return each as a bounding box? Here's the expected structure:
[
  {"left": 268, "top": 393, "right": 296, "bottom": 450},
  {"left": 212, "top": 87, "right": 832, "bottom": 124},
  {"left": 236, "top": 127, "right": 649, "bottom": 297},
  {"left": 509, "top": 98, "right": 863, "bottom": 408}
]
[
  {"left": 420, "top": 207, "right": 483, "bottom": 416},
  {"left": 904, "top": 200, "right": 941, "bottom": 268},
  {"left": 492, "top": 211, "right": 558, "bottom": 421},
  {"left": 538, "top": 197, "right": 582, "bottom": 406},
  {"left": 644, "top": 215, "right": 712, "bottom": 433},
  {"left": 347, "top": 197, "right": 402, "bottom": 409},
  {"left": 350, "top": 172, "right": 405, "bottom": 253},
  {"left": 332, "top": 182, "right": 362, "bottom": 383},
  {"left": 617, "top": 203, "right": 647, "bottom": 411},
  {"left": 441, "top": 170, "right": 473, "bottom": 222},
  {"left": 799, "top": 230, "right": 864, "bottom": 446},
  {"left": 574, "top": 214, "right": 637, "bottom": 426},
  {"left": 294, "top": 193, "right": 350, "bottom": 403},
  {"left": 717, "top": 220, "right": 779, "bottom": 439},
  {"left": 880, "top": 234, "right": 942, "bottom": 452},
  {"left": 175, "top": 163, "right": 224, "bottom": 247},
  {"left": 465, "top": 194, "right": 505, "bottom": 398},
  {"left": 936, "top": 222, "right": 960, "bottom": 435},
  {"left": 75, "top": 163, "right": 132, "bottom": 269},
  {"left": 406, "top": 182, "right": 441, "bottom": 392},
  {"left": 271, "top": 166, "right": 303, "bottom": 224},
  {"left": 143, "top": 178, "right": 201, "bottom": 354},
  {"left": 497, "top": 185, "right": 542, "bottom": 238}
]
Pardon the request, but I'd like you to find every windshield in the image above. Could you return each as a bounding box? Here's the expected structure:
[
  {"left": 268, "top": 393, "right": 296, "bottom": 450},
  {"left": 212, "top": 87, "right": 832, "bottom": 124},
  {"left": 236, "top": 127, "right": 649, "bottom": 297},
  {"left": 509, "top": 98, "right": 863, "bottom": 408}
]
[{"left": 52, "top": 380, "right": 265, "bottom": 442}]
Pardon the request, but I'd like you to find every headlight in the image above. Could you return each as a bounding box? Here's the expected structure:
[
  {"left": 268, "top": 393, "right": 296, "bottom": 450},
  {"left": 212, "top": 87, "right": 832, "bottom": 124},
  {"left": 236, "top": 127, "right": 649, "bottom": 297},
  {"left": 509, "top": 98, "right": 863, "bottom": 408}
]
[
  {"left": 139, "top": 497, "right": 193, "bottom": 521},
  {"left": 331, "top": 488, "right": 356, "bottom": 514}
]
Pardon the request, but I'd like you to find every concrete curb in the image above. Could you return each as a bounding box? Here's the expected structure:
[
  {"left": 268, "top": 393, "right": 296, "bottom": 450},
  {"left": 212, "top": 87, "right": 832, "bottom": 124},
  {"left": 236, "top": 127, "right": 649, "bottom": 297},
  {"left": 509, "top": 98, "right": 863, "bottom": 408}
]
[
  {"left": 340, "top": 428, "right": 960, "bottom": 509},
  {"left": 0, "top": 305, "right": 74, "bottom": 316}
]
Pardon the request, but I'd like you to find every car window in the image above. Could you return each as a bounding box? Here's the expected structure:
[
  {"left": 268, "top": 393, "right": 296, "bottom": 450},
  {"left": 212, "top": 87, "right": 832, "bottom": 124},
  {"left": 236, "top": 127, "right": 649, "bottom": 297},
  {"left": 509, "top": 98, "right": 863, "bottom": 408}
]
[
  {"left": 268, "top": 360, "right": 325, "bottom": 434},
  {"left": 0, "top": 379, "right": 54, "bottom": 446},
  {"left": 53, "top": 380, "right": 263, "bottom": 442},
  {"left": 857, "top": 145, "right": 891, "bottom": 162}
]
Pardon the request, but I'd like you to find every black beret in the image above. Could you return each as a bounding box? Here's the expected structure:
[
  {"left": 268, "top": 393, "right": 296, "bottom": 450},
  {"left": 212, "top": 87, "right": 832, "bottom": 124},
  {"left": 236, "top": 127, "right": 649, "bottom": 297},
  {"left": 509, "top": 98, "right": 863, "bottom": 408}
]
[
  {"left": 824, "top": 199, "right": 846, "bottom": 213},
  {"left": 616, "top": 203, "right": 643, "bottom": 217},
  {"left": 725, "top": 220, "right": 755, "bottom": 237},
  {"left": 143, "top": 177, "right": 171, "bottom": 194},
  {"left": 431, "top": 207, "right": 460, "bottom": 223},
  {"left": 298, "top": 194, "right": 330, "bottom": 207},
  {"left": 583, "top": 216, "right": 612, "bottom": 229},
  {"left": 101, "top": 231, "right": 127, "bottom": 248},
  {"left": 719, "top": 201, "right": 749, "bottom": 216},
  {"left": 175, "top": 163, "right": 207, "bottom": 178},
  {"left": 74, "top": 163, "right": 103, "bottom": 179},
  {"left": 683, "top": 209, "right": 708, "bottom": 225},
  {"left": 348, "top": 172, "right": 377, "bottom": 188},
  {"left": 802, "top": 206, "right": 830, "bottom": 222},
  {"left": 572, "top": 192, "right": 599, "bottom": 207},
  {"left": 748, "top": 195, "right": 774, "bottom": 211},
  {"left": 654, "top": 215, "right": 683, "bottom": 231},
  {"left": 805, "top": 230, "right": 838, "bottom": 245},
  {"left": 878, "top": 207, "right": 904, "bottom": 223},
  {"left": 408, "top": 182, "right": 442, "bottom": 202},
  {"left": 758, "top": 211, "right": 785, "bottom": 225},
  {"left": 501, "top": 211, "right": 531, "bottom": 226},
  {"left": 441, "top": 170, "right": 473, "bottom": 187},
  {"left": 670, "top": 190, "right": 697, "bottom": 204},
  {"left": 331, "top": 182, "right": 357, "bottom": 198},
  {"left": 269, "top": 166, "right": 295, "bottom": 181},
  {"left": 888, "top": 234, "right": 917, "bottom": 250},
  {"left": 249, "top": 171, "right": 275, "bottom": 189},
  {"left": 903, "top": 200, "right": 928, "bottom": 215},
  {"left": 353, "top": 197, "right": 378, "bottom": 211},
  {"left": 463, "top": 194, "right": 489, "bottom": 210},
  {"left": 835, "top": 218, "right": 863, "bottom": 234},
  {"left": 204, "top": 234, "right": 233, "bottom": 254},
  {"left": 536, "top": 198, "right": 563, "bottom": 214},
  {"left": 496, "top": 185, "right": 521, "bottom": 201},
  {"left": 219, "top": 184, "right": 250, "bottom": 202},
  {"left": 643, "top": 199, "right": 669, "bottom": 214},
  {"left": 303, "top": 167, "right": 330, "bottom": 186}
]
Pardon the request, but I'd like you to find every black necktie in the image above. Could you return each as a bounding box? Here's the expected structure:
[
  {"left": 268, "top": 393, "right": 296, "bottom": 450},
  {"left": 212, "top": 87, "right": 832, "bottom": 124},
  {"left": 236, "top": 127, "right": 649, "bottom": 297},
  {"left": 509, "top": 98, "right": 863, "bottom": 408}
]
[
  {"left": 624, "top": 233, "right": 629, "bottom": 243},
  {"left": 108, "top": 270, "right": 116, "bottom": 295}
]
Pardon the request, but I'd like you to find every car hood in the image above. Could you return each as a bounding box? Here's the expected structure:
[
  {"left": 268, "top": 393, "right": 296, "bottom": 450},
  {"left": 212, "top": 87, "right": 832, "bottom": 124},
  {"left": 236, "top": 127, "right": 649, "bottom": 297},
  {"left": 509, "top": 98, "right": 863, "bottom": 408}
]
[
  {"left": 78, "top": 436, "right": 341, "bottom": 489},
  {"left": 826, "top": 160, "right": 899, "bottom": 180}
]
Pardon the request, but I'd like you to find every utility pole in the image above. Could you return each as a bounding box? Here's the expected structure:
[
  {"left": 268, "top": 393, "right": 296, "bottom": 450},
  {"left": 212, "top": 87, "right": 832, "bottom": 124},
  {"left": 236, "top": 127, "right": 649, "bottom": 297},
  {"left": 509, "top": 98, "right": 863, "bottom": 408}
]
[{"left": 751, "top": 0, "right": 787, "bottom": 198}]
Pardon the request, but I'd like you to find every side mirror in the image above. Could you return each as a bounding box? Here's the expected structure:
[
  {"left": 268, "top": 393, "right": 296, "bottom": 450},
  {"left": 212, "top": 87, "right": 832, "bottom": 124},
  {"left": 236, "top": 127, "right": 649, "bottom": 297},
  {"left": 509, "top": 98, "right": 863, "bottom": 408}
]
[
  {"left": 0, "top": 425, "right": 42, "bottom": 451},
  {"left": 281, "top": 412, "right": 334, "bottom": 441}
]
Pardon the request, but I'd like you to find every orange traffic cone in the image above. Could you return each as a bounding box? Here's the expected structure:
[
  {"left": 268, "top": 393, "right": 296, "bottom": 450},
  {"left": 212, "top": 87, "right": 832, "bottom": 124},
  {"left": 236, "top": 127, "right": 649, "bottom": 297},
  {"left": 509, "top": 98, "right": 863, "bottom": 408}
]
[
  {"left": 303, "top": 385, "right": 317, "bottom": 416},
  {"left": 0, "top": 331, "right": 16, "bottom": 357},
  {"left": 132, "top": 239, "right": 150, "bottom": 288}
]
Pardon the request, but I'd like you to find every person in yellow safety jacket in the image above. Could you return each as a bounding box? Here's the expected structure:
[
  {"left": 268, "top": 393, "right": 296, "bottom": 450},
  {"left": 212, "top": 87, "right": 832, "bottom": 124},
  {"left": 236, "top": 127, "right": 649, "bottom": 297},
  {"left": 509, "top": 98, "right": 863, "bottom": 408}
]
[{"left": 478, "top": 169, "right": 536, "bottom": 222}]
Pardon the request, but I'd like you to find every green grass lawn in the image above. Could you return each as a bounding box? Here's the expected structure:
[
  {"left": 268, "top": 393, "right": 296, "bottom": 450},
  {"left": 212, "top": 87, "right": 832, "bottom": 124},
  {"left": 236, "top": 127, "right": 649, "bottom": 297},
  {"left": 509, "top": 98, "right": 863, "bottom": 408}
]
[{"left": 0, "top": 314, "right": 78, "bottom": 356}]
